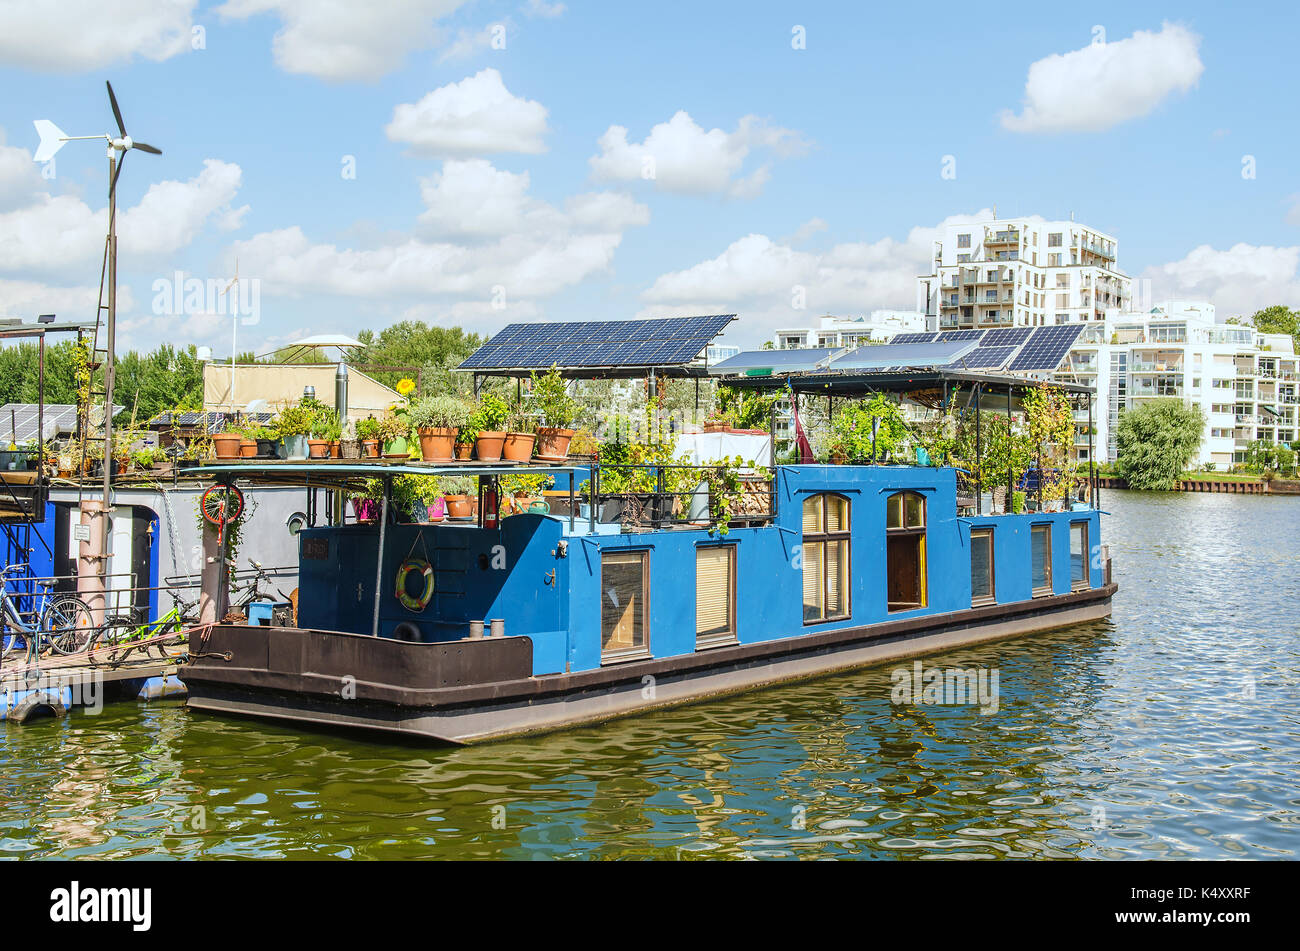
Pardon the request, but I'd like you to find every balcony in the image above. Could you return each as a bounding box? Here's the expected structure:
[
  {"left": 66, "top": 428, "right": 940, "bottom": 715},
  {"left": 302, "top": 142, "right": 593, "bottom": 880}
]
[{"left": 984, "top": 230, "right": 1020, "bottom": 246}]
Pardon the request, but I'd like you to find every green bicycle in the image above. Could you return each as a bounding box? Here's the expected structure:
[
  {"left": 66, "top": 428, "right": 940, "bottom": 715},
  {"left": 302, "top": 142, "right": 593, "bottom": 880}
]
[{"left": 89, "top": 590, "right": 200, "bottom": 662}]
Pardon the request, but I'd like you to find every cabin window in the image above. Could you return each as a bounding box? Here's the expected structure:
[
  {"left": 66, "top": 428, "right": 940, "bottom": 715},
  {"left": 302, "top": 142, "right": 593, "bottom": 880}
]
[
  {"left": 1031, "top": 524, "right": 1053, "bottom": 595},
  {"left": 886, "top": 491, "right": 927, "bottom": 611},
  {"left": 601, "top": 550, "right": 649, "bottom": 659},
  {"left": 970, "top": 528, "right": 995, "bottom": 605},
  {"left": 1070, "top": 521, "right": 1089, "bottom": 590},
  {"left": 696, "top": 545, "right": 736, "bottom": 648},
  {"left": 802, "top": 494, "right": 850, "bottom": 623}
]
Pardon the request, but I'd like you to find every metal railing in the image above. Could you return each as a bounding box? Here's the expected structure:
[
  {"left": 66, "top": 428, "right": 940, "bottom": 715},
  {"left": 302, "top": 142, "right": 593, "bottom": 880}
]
[{"left": 567, "top": 463, "right": 776, "bottom": 533}]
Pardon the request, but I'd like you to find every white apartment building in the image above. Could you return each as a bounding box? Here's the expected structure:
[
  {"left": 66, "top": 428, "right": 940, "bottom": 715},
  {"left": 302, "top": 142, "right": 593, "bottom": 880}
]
[
  {"left": 916, "top": 217, "right": 1131, "bottom": 330},
  {"left": 774, "top": 311, "right": 927, "bottom": 350},
  {"left": 1054, "top": 300, "right": 1299, "bottom": 467}
]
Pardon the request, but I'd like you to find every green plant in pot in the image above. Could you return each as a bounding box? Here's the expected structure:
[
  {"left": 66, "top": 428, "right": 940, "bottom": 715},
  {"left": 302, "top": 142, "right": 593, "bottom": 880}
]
[
  {"left": 472, "top": 392, "right": 510, "bottom": 462},
  {"left": 440, "top": 474, "right": 476, "bottom": 520},
  {"left": 530, "top": 364, "right": 580, "bottom": 461},
  {"left": 276, "top": 403, "right": 317, "bottom": 460},
  {"left": 408, "top": 395, "right": 471, "bottom": 462},
  {"left": 379, "top": 407, "right": 410, "bottom": 457},
  {"left": 355, "top": 416, "right": 381, "bottom": 458}
]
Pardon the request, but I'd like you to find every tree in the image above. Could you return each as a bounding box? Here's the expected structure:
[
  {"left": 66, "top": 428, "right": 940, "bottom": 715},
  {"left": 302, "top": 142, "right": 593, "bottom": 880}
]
[
  {"left": 355, "top": 322, "right": 484, "bottom": 392},
  {"left": 1114, "top": 399, "right": 1206, "bottom": 490}
]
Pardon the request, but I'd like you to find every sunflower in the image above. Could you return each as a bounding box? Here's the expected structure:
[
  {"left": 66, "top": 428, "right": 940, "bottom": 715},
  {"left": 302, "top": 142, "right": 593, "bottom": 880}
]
[{"left": 396, "top": 378, "right": 415, "bottom": 397}]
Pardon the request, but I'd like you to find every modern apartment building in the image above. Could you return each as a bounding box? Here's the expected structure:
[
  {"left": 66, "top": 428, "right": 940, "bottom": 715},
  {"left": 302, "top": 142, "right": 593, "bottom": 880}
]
[
  {"left": 773, "top": 311, "right": 927, "bottom": 350},
  {"left": 916, "top": 217, "right": 1132, "bottom": 330},
  {"left": 1054, "top": 300, "right": 1299, "bottom": 467}
]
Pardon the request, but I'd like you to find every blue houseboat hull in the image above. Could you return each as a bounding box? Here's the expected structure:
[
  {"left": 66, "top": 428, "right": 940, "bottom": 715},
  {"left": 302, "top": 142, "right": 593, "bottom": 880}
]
[
  {"left": 183, "top": 465, "right": 1116, "bottom": 745},
  {"left": 184, "top": 584, "right": 1113, "bottom": 744}
]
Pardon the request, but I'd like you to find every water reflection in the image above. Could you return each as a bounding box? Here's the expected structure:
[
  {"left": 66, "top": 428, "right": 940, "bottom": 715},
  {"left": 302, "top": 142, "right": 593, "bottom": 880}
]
[{"left": 2, "top": 491, "right": 1297, "bottom": 859}]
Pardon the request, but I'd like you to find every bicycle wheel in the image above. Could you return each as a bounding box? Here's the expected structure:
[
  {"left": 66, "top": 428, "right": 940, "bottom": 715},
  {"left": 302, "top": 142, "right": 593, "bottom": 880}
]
[
  {"left": 90, "top": 614, "right": 138, "bottom": 651},
  {"left": 44, "top": 595, "right": 96, "bottom": 655}
]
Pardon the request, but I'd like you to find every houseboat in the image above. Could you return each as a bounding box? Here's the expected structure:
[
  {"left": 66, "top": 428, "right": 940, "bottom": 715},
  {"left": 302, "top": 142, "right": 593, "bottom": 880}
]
[{"left": 181, "top": 346, "right": 1116, "bottom": 745}]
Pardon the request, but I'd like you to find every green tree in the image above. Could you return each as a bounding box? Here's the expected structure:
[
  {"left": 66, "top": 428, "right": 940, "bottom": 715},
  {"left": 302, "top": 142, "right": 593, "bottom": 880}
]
[
  {"left": 1114, "top": 399, "right": 1206, "bottom": 490},
  {"left": 355, "top": 322, "right": 484, "bottom": 392}
]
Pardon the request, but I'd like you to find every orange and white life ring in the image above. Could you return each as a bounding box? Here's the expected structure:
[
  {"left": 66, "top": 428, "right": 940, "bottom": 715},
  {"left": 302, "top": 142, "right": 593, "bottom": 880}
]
[{"left": 395, "top": 558, "right": 434, "bottom": 611}]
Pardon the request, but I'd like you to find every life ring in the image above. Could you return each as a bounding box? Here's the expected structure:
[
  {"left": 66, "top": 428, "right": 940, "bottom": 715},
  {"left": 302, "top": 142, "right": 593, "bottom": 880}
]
[{"left": 395, "top": 558, "right": 434, "bottom": 612}]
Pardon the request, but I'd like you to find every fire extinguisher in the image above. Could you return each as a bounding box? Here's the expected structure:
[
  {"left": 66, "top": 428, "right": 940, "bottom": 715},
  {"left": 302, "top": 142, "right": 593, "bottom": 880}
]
[{"left": 483, "top": 481, "right": 499, "bottom": 530}]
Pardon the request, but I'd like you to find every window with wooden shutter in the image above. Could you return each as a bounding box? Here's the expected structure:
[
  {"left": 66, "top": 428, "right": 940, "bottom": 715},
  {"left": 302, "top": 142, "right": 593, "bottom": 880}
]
[
  {"left": 601, "top": 550, "right": 649, "bottom": 659},
  {"left": 696, "top": 545, "right": 735, "bottom": 647},
  {"left": 802, "top": 493, "right": 851, "bottom": 623}
]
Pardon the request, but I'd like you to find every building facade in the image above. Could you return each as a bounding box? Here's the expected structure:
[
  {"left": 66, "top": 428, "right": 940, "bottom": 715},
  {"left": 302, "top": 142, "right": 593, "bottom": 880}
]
[
  {"left": 774, "top": 311, "right": 927, "bottom": 350},
  {"left": 916, "top": 217, "right": 1131, "bottom": 330},
  {"left": 1054, "top": 301, "right": 1298, "bottom": 467}
]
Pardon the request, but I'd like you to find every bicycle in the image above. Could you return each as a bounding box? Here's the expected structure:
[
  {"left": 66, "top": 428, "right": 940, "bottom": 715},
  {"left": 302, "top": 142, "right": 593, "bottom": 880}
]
[
  {"left": 91, "top": 590, "right": 201, "bottom": 661},
  {"left": 0, "top": 564, "right": 96, "bottom": 662}
]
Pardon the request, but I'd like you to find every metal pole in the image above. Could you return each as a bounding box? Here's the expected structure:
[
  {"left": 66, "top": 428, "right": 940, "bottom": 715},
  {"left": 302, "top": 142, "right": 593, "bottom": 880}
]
[
  {"left": 37, "top": 334, "right": 44, "bottom": 478},
  {"left": 1087, "top": 392, "right": 1096, "bottom": 508},
  {"left": 1007, "top": 383, "right": 1013, "bottom": 513},
  {"left": 100, "top": 150, "right": 118, "bottom": 565},
  {"left": 974, "top": 384, "right": 982, "bottom": 515},
  {"left": 215, "top": 481, "right": 230, "bottom": 622},
  {"left": 371, "top": 475, "right": 390, "bottom": 637}
]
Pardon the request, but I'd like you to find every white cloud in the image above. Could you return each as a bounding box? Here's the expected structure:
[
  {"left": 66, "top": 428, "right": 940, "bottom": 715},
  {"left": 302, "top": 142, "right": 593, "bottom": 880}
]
[
  {"left": 1001, "top": 23, "right": 1203, "bottom": 133},
  {"left": 216, "top": 0, "right": 466, "bottom": 81},
  {"left": 522, "top": 0, "right": 565, "bottom": 17},
  {"left": 0, "top": 279, "right": 134, "bottom": 321},
  {"left": 0, "top": 159, "right": 247, "bottom": 278},
  {"left": 641, "top": 211, "right": 995, "bottom": 344},
  {"left": 0, "top": 0, "right": 195, "bottom": 71},
  {"left": 785, "top": 217, "right": 828, "bottom": 244},
  {"left": 0, "top": 140, "right": 45, "bottom": 212},
  {"left": 438, "top": 24, "right": 500, "bottom": 63},
  {"left": 230, "top": 160, "right": 648, "bottom": 317},
  {"left": 386, "top": 69, "right": 549, "bottom": 156},
  {"left": 1286, "top": 194, "right": 1300, "bottom": 227},
  {"left": 1143, "top": 244, "right": 1300, "bottom": 318},
  {"left": 589, "top": 111, "right": 808, "bottom": 197}
]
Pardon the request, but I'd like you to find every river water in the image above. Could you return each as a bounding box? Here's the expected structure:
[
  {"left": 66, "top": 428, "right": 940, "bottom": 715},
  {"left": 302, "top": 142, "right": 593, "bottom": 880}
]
[{"left": 2, "top": 490, "right": 1297, "bottom": 860}]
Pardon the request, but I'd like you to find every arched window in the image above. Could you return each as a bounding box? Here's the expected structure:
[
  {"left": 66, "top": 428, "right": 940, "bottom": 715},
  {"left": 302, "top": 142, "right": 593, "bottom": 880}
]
[
  {"left": 886, "top": 491, "right": 927, "bottom": 611},
  {"left": 802, "top": 493, "right": 850, "bottom": 623}
]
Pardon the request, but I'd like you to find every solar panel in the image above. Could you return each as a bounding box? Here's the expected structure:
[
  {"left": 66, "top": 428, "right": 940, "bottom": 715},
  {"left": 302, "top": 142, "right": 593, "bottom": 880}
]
[
  {"left": 830, "top": 340, "right": 977, "bottom": 370},
  {"left": 889, "top": 332, "right": 937, "bottom": 345},
  {"left": 1007, "top": 324, "right": 1086, "bottom": 371},
  {"left": 980, "top": 327, "right": 1035, "bottom": 347},
  {"left": 957, "top": 345, "right": 1017, "bottom": 369},
  {"left": 936, "top": 329, "right": 984, "bottom": 342},
  {"left": 710, "top": 348, "right": 840, "bottom": 374},
  {"left": 460, "top": 315, "right": 736, "bottom": 370},
  {"left": 0, "top": 403, "right": 92, "bottom": 441}
]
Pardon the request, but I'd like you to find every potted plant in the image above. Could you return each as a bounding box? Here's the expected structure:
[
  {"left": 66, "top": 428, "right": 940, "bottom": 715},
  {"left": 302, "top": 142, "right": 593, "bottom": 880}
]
[
  {"left": 307, "top": 415, "right": 332, "bottom": 458},
  {"left": 503, "top": 411, "right": 537, "bottom": 462},
  {"left": 276, "top": 403, "right": 316, "bottom": 460},
  {"left": 379, "top": 408, "right": 410, "bottom": 458},
  {"left": 454, "top": 424, "right": 475, "bottom": 460},
  {"left": 323, "top": 417, "right": 343, "bottom": 458},
  {"left": 441, "top": 475, "right": 475, "bottom": 519},
  {"left": 472, "top": 393, "right": 510, "bottom": 462},
  {"left": 530, "top": 365, "right": 580, "bottom": 461},
  {"left": 409, "top": 395, "right": 471, "bottom": 462},
  {"left": 355, "top": 417, "right": 381, "bottom": 458}
]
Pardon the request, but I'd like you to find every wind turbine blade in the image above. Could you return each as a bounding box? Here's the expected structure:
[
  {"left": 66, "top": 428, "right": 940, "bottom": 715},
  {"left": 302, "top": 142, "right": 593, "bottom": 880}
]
[
  {"left": 110, "top": 150, "right": 126, "bottom": 197},
  {"left": 131, "top": 141, "right": 162, "bottom": 155},
  {"left": 106, "top": 81, "right": 126, "bottom": 138},
  {"left": 32, "top": 119, "right": 68, "bottom": 162}
]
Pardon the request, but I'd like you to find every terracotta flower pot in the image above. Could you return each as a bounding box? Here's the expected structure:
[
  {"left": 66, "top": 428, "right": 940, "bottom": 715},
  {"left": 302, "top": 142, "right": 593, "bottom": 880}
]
[
  {"left": 329, "top": 440, "right": 341, "bottom": 459},
  {"left": 444, "top": 493, "right": 473, "bottom": 519},
  {"left": 454, "top": 442, "right": 473, "bottom": 460},
  {"left": 418, "top": 427, "right": 457, "bottom": 462},
  {"left": 535, "top": 426, "right": 575, "bottom": 462},
  {"left": 502, "top": 432, "right": 536, "bottom": 462},
  {"left": 307, "top": 438, "right": 330, "bottom": 458},
  {"left": 239, "top": 438, "right": 257, "bottom": 458},
  {"left": 361, "top": 439, "right": 380, "bottom": 458},
  {"left": 213, "top": 432, "right": 242, "bottom": 459},
  {"left": 474, "top": 431, "right": 506, "bottom": 462}
]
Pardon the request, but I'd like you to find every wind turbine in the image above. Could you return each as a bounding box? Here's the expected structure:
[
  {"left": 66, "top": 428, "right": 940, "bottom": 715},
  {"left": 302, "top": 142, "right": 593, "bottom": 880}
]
[{"left": 33, "top": 82, "right": 163, "bottom": 577}]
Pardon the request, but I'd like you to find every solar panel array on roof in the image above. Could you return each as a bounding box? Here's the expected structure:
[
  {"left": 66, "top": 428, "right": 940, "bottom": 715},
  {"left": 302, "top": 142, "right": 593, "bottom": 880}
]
[
  {"left": 889, "top": 332, "right": 938, "bottom": 345},
  {"left": 980, "top": 326, "right": 1035, "bottom": 347},
  {"left": 0, "top": 403, "right": 110, "bottom": 442},
  {"left": 459, "top": 315, "right": 736, "bottom": 371},
  {"left": 936, "top": 329, "right": 984, "bottom": 341},
  {"left": 150, "top": 410, "right": 274, "bottom": 428},
  {"left": 955, "top": 344, "right": 1018, "bottom": 369},
  {"left": 1007, "top": 324, "right": 1086, "bottom": 371},
  {"left": 709, "top": 348, "right": 840, "bottom": 374},
  {"left": 831, "top": 339, "right": 977, "bottom": 371}
]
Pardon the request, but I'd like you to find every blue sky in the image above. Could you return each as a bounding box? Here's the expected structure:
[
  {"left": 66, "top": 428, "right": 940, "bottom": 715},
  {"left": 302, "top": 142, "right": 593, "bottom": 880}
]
[{"left": 1, "top": 0, "right": 1297, "bottom": 354}]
